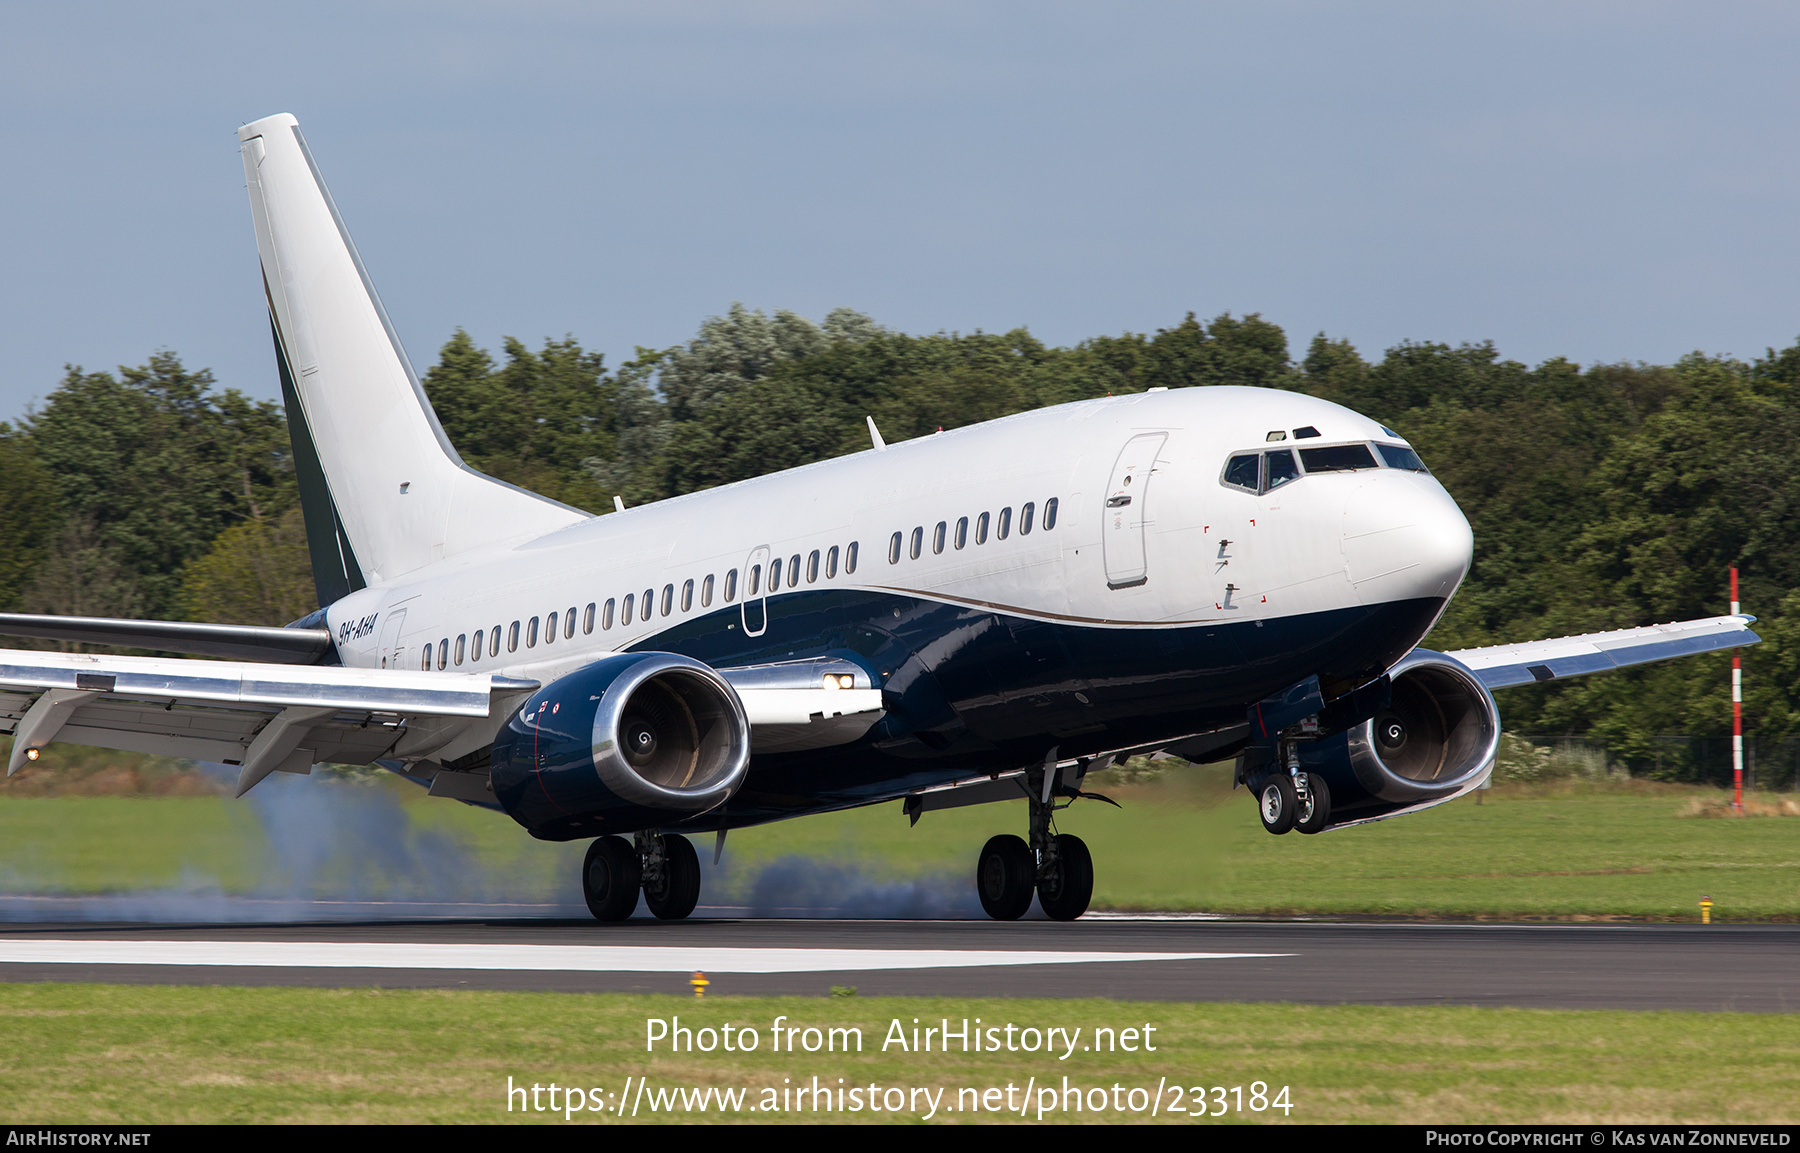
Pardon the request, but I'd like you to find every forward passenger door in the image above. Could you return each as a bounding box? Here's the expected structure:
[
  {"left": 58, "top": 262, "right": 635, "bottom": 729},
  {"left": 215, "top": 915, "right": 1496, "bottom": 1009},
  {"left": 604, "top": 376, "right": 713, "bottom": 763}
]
[{"left": 1103, "top": 432, "right": 1167, "bottom": 589}]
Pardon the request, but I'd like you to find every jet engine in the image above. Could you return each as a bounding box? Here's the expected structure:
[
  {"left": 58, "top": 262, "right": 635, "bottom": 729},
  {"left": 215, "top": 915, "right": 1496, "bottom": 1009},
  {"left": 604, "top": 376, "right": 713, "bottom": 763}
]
[
  {"left": 490, "top": 653, "right": 751, "bottom": 840},
  {"left": 1295, "top": 649, "right": 1500, "bottom": 823}
]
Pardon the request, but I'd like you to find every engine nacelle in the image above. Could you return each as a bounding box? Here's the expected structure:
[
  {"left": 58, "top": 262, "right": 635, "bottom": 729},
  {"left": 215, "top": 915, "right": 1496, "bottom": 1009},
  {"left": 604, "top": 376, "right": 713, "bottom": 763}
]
[
  {"left": 1296, "top": 649, "right": 1500, "bottom": 823},
  {"left": 490, "top": 652, "right": 751, "bottom": 841}
]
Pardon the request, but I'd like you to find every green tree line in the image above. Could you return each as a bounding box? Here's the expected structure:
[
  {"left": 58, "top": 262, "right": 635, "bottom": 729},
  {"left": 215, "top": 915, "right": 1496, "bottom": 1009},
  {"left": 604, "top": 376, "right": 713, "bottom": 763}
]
[{"left": 8, "top": 309, "right": 1799, "bottom": 780}]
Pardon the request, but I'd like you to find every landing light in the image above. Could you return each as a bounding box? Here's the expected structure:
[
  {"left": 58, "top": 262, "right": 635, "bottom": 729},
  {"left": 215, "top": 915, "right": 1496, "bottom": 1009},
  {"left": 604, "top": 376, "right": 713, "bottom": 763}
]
[{"left": 25, "top": 748, "right": 39, "bottom": 761}]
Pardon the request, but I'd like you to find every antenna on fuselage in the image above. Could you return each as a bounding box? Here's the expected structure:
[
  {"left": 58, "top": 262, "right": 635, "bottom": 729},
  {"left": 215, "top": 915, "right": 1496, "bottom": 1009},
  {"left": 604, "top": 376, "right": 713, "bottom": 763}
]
[
  {"left": 866, "top": 416, "right": 887, "bottom": 451},
  {"left": 614, "top": 495, "right": 626, "bottom": 513}
]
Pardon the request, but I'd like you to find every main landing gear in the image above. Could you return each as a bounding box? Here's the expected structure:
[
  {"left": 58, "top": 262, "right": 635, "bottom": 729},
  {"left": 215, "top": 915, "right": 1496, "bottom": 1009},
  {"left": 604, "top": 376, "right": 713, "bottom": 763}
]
[
  {"left": 582, "top": 830, "right": 703, "bottom": 922},
  {"left": 977, "top": 765, "right": 1097, "bottom": 921},
  {"left": 1257, "top": 737, "right": 1331, "bottom": 836}
]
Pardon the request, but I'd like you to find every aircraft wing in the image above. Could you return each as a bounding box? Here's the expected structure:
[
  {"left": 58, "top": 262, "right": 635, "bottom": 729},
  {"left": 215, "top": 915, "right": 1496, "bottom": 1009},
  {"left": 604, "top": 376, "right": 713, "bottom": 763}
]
[
  {"left": 1444, "top": 614, "right": 1759, "bottom": 691},
  {"left": 0, "top": 647, "right": 537, "bottom": 797},
  {"left": 0, "top": 646, "right": 886, "bottom": 800}
]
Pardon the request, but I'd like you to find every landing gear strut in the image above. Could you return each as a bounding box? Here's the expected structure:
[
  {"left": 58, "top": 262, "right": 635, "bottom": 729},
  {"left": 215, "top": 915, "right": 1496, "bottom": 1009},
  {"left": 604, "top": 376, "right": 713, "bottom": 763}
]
[
  {"left": 975, "top": 760, "right": 1097, "bottom": 921},
  {"left": 582, "top": 831, "right": 703, "bottom": 922}
]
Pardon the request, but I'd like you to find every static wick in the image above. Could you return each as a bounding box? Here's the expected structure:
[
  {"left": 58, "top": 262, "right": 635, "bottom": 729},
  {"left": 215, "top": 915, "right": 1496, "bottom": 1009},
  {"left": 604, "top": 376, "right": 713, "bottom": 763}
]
[{"left": 690, "top": 971, "right": 709, "bottom": 998}]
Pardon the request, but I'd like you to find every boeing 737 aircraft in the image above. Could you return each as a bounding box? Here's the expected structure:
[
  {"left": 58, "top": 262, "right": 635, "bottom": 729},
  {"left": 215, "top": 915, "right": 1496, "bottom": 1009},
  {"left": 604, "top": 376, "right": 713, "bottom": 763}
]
[{"left": 0, "top": 114, "right": 1761, "bottom": 922}]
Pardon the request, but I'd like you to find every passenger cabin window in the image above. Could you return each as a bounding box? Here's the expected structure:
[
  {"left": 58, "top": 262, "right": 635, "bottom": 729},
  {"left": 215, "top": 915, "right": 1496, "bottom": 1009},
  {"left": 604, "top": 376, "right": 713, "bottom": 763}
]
[
  {"left": 889, "top": 532, "right": 902, "bottom": 564},
  {"left": 422, "top": 647, "right": 431, "bottom": 670},
  {"left": 807, "top": 550, "right": 820, "bottom": 582},
  {"left": 681, "top": 580, "right": 694, "bottom": 612},
  {"left": 527, "top": 617, "right": 540, "bottom": 647},
  {"left": 661, "top": 585, "right": 673, "bottom": 616},
  {"left": 566, "top": 607, "right": 576, "bottom": 638},
  {"left": 701, "top": 575, "right": 714, "bottom": 607},
  {"left": 454, "top": 635, "right": 466, "bottom": 666},
  {"left": 490, "top": 627, "right": 501, "bottom": 657},
  {"left": 602, "top": 599, "right": 616, "bottom": 630},
  {"left": 1044, "top": 498, "right": 1059, "bottom": 530},
  {"left": 1376, "top": 444, "right": 1430, "bottom": 473},
  {"left": 725, "top": 569, "right": 738, "bottom": 601},
  {"left": 1020, "top": 502, "right": 1035, "bottom": 535},
  {"left": 438, "top": 638, "right": 449, "bottom": 670},
  {"left": 954, "top": 517, "right": 968, "bottom": 549},
  {"left": 622, "top": 594, "right": 634, "bottom": 623},
  {"left": 1223, "top": 453, "right": 1260, "bottom": 492},
  {"left": 933, "top": 521, "right": 946, "bottom": 554},
  {"left": 641, "top": 590, "right": 653, "bottom": 621},
  {"left": 1299, "top": 443, "right": 1378, "bottom": 473},
  {"left": 997, "top": 507, "right": 1012, "bottom": 539},
  {"left": 470, "top": 630, "right": 481, "bottom": 662},
  {"left": 584, "top": 603, "right": 595, "bottom": 634},
  {"left": 826, "top": 546, "right": 839, "bottom": 578},
  {"left": 910, "top": 527, "right": 923, "bottom": 559},
  {"left": 790, "top": 554, "right": 801, "bottom": 584},
  {"left": 508, "top": 621, "right": 520, "bottom": 652},
  {"left": 845, "top": 541, "right": 858, "bottom": 573},
  {"left": 976, "top": 512, "right": 990, "bottom": 544},
  {"left": 770, "top": 556, "right": 783, "bottom": 590},
  {"left": 544, "top": 611, "right": 557, "bottom": 644},
  {"left": 748, "top": 566, "right": 761, "bottom": 596}
]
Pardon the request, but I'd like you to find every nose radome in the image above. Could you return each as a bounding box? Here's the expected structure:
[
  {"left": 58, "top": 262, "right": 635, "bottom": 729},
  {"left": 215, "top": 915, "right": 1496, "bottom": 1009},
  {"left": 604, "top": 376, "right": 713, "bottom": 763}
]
[{"left": 1341, "top": 473, "right": 1473, "bottom": 606}]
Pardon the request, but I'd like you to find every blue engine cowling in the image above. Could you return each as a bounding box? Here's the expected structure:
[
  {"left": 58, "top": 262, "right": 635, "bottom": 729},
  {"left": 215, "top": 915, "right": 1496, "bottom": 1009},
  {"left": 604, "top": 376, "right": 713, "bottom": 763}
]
[
  {"left": 1290, "top": 649, "right": 1501, "bottom": 827},
  {"left": 491, "top": 652, "right": 751, "bottom": 841}
]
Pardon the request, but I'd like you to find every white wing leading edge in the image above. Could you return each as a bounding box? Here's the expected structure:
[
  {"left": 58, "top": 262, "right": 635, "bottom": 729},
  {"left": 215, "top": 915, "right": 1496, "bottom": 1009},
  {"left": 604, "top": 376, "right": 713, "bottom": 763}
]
[{"left": 1444, "top": 614, "right": 1759, "bottom": 691}]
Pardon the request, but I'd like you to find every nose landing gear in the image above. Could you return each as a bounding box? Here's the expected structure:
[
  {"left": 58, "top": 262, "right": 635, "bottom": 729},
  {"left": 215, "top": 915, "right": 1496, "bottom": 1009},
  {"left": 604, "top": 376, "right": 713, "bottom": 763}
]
[{"left": 1256, "top": 735, "right": 1332, "bottom": 836}]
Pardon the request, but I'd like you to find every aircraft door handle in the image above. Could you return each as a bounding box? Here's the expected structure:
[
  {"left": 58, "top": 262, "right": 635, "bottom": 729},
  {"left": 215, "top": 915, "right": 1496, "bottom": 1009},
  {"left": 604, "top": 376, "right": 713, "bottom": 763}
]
[{"left": 1106, "top": 495, "right": 1131, "bottom": 507}]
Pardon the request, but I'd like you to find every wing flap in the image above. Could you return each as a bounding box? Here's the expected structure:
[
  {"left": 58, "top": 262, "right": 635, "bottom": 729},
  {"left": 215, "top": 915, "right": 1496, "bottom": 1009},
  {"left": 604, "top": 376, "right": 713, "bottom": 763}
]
[
  {"left": 0, "top": 647, "right": 538, "bottom": 791},
  {"left": 0, "top": 648, "right": 527, "bottom": 715},
  {"left": 1446, "top": 614, "right": 1759, "bottom": 691}
]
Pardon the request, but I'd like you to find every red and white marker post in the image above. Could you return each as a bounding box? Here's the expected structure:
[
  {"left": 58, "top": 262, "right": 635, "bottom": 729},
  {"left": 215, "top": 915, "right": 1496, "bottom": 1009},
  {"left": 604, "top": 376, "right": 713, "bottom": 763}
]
[{"left": 1732, "top": 566, "right": 1743, "bottom": 815}]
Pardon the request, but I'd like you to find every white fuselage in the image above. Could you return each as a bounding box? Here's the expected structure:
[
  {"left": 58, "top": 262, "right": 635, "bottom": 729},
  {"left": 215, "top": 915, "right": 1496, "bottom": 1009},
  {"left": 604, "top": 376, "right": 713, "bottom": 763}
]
[{"left": 326, "top": 386, "right": 1472, "bottom": 696}]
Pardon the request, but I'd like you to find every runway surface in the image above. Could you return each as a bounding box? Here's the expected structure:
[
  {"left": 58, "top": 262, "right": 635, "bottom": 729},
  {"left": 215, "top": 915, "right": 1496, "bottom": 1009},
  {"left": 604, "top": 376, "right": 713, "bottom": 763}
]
[{"left": 0, "top": 915, "right": 1794, "bottom": 1011}]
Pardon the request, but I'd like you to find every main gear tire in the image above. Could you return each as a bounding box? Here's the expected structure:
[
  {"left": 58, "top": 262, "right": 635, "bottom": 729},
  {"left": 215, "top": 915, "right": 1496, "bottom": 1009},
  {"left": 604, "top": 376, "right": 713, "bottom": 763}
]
[
  {"left": 1036, "top": 833, "right": 1094, "bottom": 921},
  {"left": 582, "top": 836, "right": 642, "bottom": 922},
  {"left": 643, "top": 833, "right": 702, "bottom": 920},
  {"left": 976, "top": 834, "right": 1036, "bottom": 920}
]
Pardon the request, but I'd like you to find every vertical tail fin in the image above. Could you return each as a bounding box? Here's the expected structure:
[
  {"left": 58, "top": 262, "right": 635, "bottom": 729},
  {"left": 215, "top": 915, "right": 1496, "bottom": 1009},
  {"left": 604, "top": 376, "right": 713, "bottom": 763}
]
[{"left": 238, "top": 114, "right": 586, "bottom": 599}]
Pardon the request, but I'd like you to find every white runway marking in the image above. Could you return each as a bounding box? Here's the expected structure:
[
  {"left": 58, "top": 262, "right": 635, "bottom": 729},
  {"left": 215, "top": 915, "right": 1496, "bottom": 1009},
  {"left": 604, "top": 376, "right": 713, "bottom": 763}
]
[{"left": 0, "top": 940, "right": 1292, "bottom": 974}]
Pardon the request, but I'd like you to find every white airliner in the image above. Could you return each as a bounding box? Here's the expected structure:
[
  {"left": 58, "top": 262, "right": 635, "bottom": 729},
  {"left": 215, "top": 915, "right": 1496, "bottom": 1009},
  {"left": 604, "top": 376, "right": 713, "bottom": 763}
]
[{"left": 0, "top": 114, "right": 1760, "bottom": 922}]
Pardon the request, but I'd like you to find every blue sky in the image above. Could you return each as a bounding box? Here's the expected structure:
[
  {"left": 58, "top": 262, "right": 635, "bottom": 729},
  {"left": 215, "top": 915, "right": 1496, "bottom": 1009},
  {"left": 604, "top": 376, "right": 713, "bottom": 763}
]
[{"left": 3, "top": 2, "right": 1797, "bottom": 417}]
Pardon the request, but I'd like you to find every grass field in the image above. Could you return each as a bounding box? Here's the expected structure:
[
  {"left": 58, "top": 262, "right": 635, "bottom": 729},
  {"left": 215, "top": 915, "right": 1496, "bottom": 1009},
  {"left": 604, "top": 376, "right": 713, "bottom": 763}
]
[
  {"left": 1, "top": 764, "right": 1795, "bottom": 919},
  {"left": 0, "top": 984, "right": 1793, "bottom": 1124}
]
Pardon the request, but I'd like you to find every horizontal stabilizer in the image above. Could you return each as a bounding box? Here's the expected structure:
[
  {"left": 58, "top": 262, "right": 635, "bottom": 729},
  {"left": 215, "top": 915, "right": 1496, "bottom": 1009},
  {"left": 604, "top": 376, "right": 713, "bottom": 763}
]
[
  {"left": 1445, "top": 614, "right": 1759, "bottom": 690},
  {"left": 0, "top": 613, "right": 332, "bottom": 664}
]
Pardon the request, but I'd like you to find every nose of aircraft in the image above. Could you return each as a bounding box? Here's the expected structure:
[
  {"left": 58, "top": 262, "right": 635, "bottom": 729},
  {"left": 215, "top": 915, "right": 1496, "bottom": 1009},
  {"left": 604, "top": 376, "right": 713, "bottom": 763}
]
[{"left": 1341, "top": 472, "right": 1473, "bottom": 606}]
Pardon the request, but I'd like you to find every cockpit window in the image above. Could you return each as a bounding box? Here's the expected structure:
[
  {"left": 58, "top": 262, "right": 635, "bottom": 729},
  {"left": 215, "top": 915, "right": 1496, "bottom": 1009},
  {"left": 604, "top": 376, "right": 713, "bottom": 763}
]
[
  {"left": 1376, "top": 443, "right": 1430, "bottom": 473},
  {"left": 1299, "top": 443, "right": 1378, "bottom": 473},
  {"left": 1266, "top": 449, "right": 1300, "bottom": 490},
  {"left": 1223, "top": 453, "right": 1260, "bottom": 491}
]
